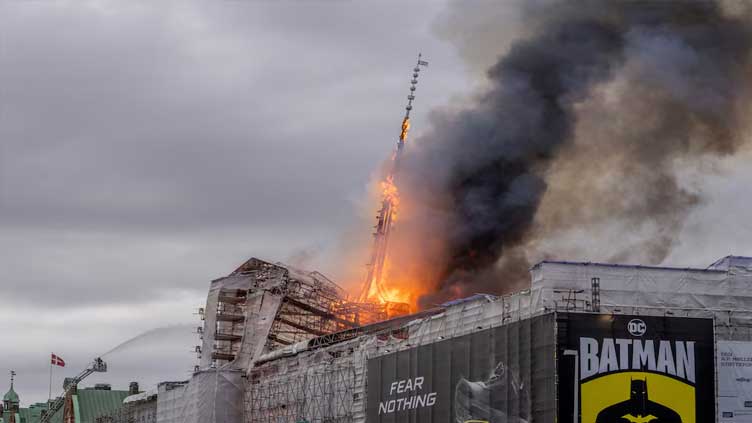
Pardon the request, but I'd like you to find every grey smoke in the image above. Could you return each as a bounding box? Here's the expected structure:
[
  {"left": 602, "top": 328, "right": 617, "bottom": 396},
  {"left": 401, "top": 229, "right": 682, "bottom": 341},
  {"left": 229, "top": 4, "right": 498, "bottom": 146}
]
[{"left": 391, "top": 1, "right": 752, "bottom": 307}]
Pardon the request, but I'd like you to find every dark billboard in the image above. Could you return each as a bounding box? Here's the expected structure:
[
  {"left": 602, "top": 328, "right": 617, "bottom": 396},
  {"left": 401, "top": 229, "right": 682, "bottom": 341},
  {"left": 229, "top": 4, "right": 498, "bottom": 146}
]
[
  {"left": 366, "top": 313, "right": 556, "bottom": 423},
  {"left": 557, "top": 313, "right": 715, "bottom": 423}
]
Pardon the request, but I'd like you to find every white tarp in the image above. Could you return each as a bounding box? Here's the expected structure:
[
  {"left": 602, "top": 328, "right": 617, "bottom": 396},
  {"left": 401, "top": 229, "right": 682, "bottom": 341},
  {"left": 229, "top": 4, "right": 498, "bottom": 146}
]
[
  {"left": 530, "top": 260, "right": 752, "bottom": 316},
  {"left": 200, "top": 275, "right": 252, "bottom": 369},
  {"left": 156, "top": 370, "right": 244, "bottom": 423},
  {"left": 718, "top": 341, "right": 752, "bottom": 423}
]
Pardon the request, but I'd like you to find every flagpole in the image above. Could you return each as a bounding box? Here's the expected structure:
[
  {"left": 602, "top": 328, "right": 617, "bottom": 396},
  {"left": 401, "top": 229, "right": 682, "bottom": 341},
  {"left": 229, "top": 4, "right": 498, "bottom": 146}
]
[{"left": 48, "top": 354, "right": 52, "bottom": 405}]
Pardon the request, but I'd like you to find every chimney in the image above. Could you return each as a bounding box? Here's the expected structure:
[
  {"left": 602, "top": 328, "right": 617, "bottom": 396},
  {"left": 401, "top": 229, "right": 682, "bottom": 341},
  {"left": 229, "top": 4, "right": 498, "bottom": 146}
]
[{"left": 129, "top": 382, "right": 139, "bottom": 395}]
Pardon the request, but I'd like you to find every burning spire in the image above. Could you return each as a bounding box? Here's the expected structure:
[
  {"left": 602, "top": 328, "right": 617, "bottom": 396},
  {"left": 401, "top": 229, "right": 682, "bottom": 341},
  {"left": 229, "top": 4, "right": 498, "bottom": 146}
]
[{"left": 358, "top": 54, "right": 428, "bottom": 304}]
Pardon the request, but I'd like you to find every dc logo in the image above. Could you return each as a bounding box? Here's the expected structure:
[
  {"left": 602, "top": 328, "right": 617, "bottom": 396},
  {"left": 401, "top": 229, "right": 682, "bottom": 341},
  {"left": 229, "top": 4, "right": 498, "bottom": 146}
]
[{"left": 628, "top": 319, "right": 647, "bottom": 336}]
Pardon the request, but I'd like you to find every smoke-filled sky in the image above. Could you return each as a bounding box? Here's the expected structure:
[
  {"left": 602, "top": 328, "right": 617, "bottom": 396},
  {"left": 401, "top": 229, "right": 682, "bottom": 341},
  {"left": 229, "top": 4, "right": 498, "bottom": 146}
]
[
  {"left": 392, "top": 0, "right": 752, "bottom": 307},
  {"left": 1, "top": 0, "right": 752, "bottom": 406}
]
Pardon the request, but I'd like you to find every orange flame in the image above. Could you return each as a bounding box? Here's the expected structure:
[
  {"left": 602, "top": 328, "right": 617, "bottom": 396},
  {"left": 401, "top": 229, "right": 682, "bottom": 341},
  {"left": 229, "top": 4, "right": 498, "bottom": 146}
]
[
  {"left": 380, "top": 175, "right": 400, "bottom": 220},
  {"left": 377, "top": 254, "right": 434, "bottom": 312},
  {"left": 353, "top": 115, "right": 437, "bottom": 313},
  {"left": 400, "top": 117, "right": 411, "bottom": 141}
]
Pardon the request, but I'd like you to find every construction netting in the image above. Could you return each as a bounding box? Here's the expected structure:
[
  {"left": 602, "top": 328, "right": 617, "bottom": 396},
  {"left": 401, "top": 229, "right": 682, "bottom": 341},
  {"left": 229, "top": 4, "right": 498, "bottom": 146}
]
[
  {"left": 200, "top": 275, "right": 252, "bottom": 369},
  {"left": 247, "top": 362, "right": 360, "bottom": 423},
  {"left": 530, "top": 259, "right": 752, "bottom": 316},
  {"left": 157, "top": 369, "right": 244, "bottom": 423}
]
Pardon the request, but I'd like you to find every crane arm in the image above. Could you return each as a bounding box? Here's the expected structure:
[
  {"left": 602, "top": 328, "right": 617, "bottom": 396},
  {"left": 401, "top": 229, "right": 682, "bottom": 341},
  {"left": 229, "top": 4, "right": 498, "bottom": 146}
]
[{"left": 40, "top": 358, "right": 107, "bottom": 423}]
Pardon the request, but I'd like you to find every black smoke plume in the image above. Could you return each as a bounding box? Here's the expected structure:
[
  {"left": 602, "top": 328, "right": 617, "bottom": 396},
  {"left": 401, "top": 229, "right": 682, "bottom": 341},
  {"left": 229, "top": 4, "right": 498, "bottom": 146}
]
[{"left": 391, "top": 1, "right": 752, "bottom": 307}]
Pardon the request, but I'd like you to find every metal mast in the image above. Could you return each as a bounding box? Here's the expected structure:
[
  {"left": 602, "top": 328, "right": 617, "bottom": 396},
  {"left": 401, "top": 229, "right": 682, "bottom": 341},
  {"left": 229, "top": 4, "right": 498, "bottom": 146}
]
[{"left": 359, "top": 53, "right": 428, "bottom": 303}]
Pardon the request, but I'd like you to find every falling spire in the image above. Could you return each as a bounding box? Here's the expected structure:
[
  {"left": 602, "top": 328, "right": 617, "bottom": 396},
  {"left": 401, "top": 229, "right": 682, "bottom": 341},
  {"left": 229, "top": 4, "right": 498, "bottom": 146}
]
[{"left": 358, "top": 53, "right": 428, "bottom": 304}]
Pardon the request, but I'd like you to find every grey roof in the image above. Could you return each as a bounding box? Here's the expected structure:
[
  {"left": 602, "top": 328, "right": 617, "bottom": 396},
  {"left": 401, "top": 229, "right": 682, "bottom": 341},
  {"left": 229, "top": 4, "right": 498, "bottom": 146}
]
[
  {"left": 707, "top": 255, "right": 752, "bottom": 271},
  {"left": 533, "top": 258, "right": 731, "bottom": 273}
]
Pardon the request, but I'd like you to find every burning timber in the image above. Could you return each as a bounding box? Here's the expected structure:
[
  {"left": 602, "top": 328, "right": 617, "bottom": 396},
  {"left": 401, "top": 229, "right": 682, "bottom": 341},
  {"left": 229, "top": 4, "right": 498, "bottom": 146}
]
[{"left": 131, "top": 255, "right": 752, "bottom": 423}]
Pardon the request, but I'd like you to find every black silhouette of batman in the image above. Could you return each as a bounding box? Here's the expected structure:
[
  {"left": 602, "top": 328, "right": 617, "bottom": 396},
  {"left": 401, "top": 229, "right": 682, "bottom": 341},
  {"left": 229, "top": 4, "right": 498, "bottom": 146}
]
[{"left": 595, "top": 379, "right": 682, "bottom": 423}]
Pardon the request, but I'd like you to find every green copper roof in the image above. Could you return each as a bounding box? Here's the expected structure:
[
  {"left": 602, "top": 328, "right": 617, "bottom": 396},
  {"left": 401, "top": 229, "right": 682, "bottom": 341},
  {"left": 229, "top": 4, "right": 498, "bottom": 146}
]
[
  {"left": 3, "top": 387, "right": 18, "bottom": 403},
  {"left": 19, "top": 405, "right": 45, "bottom": 423},
  {"left": 17, "top": 389, "right": 128, "bottom": 423},
  {"left": 46, "top": 403, "right": 63, "bottom": 423},
  {"left": 75, "top": 389, "right": 130, "bottom": 423}
]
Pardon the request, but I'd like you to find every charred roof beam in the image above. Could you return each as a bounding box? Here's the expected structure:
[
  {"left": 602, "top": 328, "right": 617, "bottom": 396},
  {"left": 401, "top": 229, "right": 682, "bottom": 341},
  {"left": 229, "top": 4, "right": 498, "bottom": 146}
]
[
  {"left": 275, "top": 317, "right": 328, "bottom": 336},
  {"left": 267, "top": 334, "right": 293, "bottom": 346},
  {"left": 282, "top": 297, "right": 358, "bottom": 328}
]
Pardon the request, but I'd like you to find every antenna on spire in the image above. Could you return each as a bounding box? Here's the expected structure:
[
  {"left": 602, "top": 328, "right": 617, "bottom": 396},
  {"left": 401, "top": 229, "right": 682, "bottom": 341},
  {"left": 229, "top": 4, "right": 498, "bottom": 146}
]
[
  {"left": 10, "top": 370, "right": 15, "bottom": 388},
  {"left": 398, "top": 53, "right": 429, "bottom": 151}
]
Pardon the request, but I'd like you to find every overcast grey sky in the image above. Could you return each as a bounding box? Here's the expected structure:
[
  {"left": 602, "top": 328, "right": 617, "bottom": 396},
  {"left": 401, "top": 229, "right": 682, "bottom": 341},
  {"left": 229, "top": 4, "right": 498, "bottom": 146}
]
[
  {"left": 0, "top": 0, "right": 471, "bottom": 405},
  {"left": 1, "top": 0, "right": 751, "bottom": 406}
]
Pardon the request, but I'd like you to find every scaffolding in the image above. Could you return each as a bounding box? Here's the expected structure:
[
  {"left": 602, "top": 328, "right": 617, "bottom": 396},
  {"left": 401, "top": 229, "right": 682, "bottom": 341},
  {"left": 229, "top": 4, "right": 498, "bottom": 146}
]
[
  {"left": 212, "top": 288, "right": 248, "bottom": 362},
  {"left": 206, "top": 258, "right": 387, "bottom": 368},
  {"left": 247, "top": 363, "right": 359, "bottom": 423}
]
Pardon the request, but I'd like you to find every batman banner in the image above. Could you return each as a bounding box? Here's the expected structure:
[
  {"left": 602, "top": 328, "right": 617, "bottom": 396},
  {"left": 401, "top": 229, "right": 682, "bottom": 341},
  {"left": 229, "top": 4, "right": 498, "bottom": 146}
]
[{"left": 557, "top": 313, "right": 714, "bottom": 423}]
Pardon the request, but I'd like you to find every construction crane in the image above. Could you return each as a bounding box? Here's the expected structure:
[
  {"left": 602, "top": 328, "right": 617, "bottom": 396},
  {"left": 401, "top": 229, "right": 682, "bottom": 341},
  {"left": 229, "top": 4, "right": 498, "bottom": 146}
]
[
  {"left": 358, "top": 53, "right": 428, "bottom": 303},
  {"left": 40, "top": 358, "right": 107, "bottom": 423}
]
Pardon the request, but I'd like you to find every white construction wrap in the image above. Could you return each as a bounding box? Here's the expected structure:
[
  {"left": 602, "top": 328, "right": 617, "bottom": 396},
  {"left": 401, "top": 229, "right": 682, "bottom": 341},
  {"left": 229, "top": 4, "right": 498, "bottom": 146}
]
[
  {"left": 718, "top": 341, "right": 752, "bottom": 423},
  {"left": 157, "top": 369, "right": 244, "bottom": 423}
]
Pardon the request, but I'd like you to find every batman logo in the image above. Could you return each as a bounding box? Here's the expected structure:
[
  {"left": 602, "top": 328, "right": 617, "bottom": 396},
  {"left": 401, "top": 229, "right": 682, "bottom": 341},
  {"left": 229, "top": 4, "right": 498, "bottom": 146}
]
[
  {"left": 595, "top": 379, "right": 682, "bottom": 423},
  {"left": 621, "top": 415, "right": 657, "bottom": 423}
]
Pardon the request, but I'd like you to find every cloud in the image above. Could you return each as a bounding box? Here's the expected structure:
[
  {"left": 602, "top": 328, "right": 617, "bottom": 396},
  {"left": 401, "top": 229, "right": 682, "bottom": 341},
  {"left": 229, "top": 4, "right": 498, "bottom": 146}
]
[
  {"left": 0, "top": 0, "right": 469, "bottom": 405},
  {"left": 0, "top": 295, "right": 202, "bottom": 405}
]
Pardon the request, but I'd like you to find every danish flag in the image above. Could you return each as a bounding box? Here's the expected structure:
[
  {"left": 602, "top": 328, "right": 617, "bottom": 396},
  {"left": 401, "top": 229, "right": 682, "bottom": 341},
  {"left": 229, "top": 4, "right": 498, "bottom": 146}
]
[{"left": 51, "top": 353, "right": 65, "bottom": 367}]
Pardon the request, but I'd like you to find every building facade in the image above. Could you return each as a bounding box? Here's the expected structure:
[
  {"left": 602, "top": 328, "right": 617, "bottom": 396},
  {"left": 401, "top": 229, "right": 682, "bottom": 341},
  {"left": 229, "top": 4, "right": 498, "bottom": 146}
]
[{"left": 245, "top": 256, "right": 752, "bottom": 423}]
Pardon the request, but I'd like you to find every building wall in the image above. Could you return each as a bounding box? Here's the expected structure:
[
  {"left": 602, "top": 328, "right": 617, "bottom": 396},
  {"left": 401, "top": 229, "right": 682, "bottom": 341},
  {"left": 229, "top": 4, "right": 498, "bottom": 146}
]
[
  {"left": 200, "top": 275, "right": 253, "bottom": 369},
  {"left": 245, "top": 259, "right": 752, "bottom": 423},
  {"left": 129, "top": 400, "right": 156, "bottom": 423},
  {"left": 247, "top": 295, "right": 538, "bottom": 423},
  {"left": 247, "top": 342, "right": 366, "bottom": 423},
  {"left": 530, "top": 260, "right": 752, "bottom": 316},
  {"left": 154, "top": 371, "right": 243, "bottom": 423},
  {"left": 94, "top": 398, "right": 156, "bottom": 423},
  {"left": 155, "top": 383, "right": 188, "bottom": 423}
]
